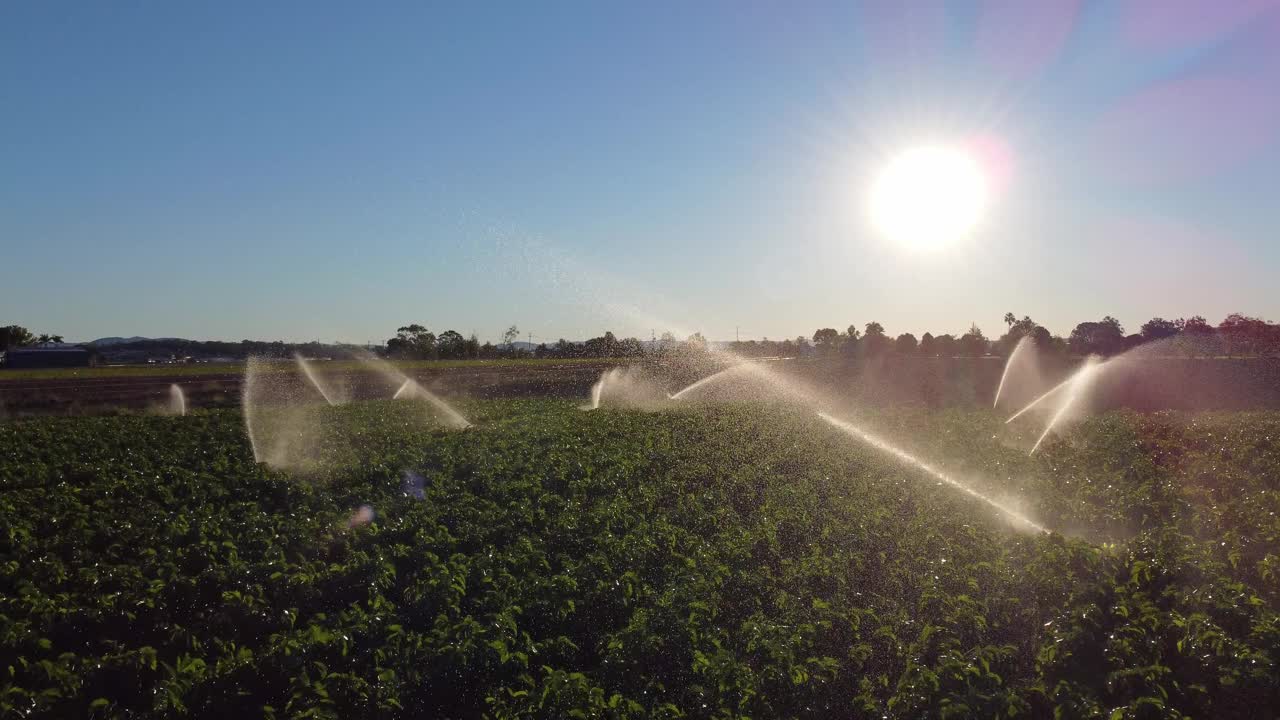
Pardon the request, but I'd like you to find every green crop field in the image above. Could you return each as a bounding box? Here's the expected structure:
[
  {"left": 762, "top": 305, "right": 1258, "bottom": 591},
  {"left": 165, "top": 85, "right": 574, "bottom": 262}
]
[{"left": 3, "top": 400, "right": 1279, "bottom": 718}]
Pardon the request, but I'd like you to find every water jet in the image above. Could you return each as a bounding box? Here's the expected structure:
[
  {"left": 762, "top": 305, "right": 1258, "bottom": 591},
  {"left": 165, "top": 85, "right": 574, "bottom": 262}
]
[
  {"left": 668, "top": 366, "right": 743, "bottom": 400},
  {"left": 672, "top": 358, "right": 1046, "bottom": 534},
  {"left": 295, "top": 353, "right": 342, "bottom": 406},
  {"left": 818, "top": 412, "right": 1048, "bottom": 533},
  {"left": 993, "top": 335, "right": 1038, "bottom": 409},
  {"left": 1029, "top": 356, "right": 1100, "bottom": 455},
  {"left": 355, "top": 352, "right": 471, "bottom": 429},
  {"left": 169, "top": 383, "right": 186, "bottom": 417},
  {"left": 581, "top": 367, "right": 667, "bottom": 410}
]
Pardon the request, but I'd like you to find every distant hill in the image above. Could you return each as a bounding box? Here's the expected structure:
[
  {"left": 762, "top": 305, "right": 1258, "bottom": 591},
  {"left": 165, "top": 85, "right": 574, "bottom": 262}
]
[
  {"left": 90, "top": 336, "right": 160, "bottom": 346},
  {"left": 507, "top": 340, "right": 733, "bottom": 351}
]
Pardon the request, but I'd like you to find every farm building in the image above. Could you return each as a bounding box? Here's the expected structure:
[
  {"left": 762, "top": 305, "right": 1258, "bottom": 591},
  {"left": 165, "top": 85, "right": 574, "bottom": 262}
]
[{"left": 3, "top": 345, "right": 99, "bottom": 368}]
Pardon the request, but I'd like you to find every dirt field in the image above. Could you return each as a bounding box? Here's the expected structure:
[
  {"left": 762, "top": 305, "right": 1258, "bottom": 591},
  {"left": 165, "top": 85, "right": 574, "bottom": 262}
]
[
  {"left": 5, "top": 355, "right": 1279, "bottom": 418},
  {"left": 0, "top": 361, "right": 618, "bottom": 417}
]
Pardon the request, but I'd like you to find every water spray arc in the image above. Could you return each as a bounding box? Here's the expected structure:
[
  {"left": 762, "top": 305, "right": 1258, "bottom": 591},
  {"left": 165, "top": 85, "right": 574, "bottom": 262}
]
[
  {"left": 668, "top": 365, "right": 748, "bottom": 400},
  {"left": 589, "top": 376, "right": 604, "bottom": 410},
  {"left": 242, "top": 363, "right": 261, "bottom": 462},
  {"left": 1029, "top": 356, "right": 1099, "bottom": 455},
  {"left": 169, "top": 383, "right": 187, "bottom": 416},
  {"left": 1003, "top": 334, "right": 1239, "bottom": 456},
  {"left": 667, "top": 360, "right": 812, "bottom": 403},
  {"left": 583, "top": 370, "right": 611, "bottom": 410},
  {"left": 399, "top": 383, "right": 471, "bottom": 428},
  {"left": 665, "top": 356, "right": 1049, "bottom": 534},
  {"left": 817, "top": 412, "right": 1048, "bottom": 533},
  {"left": 295, "top": 353, "right": 341, "bottom": 406},
  {"left": 242, "top": 353, "right": 472, "bottom": 470},
  {"left": 993, "top": 336, "right": 1034, "bottom": 409},
  {"left": 1004, "top": 375, "right": 1074, "bottom": 424},
  {"left": 581, "top": 367, "right": 668, "bottom": 411},
  {"left": 356, "top": 353, "right": 471, "bottom": 429},
  {"left": 1004, "top": 355, "right": 1105, "bottom": 456}
]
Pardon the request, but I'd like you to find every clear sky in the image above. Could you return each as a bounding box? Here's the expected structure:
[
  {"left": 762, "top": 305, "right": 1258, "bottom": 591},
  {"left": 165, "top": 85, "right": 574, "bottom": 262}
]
[{"left": 4, "top": 1, "right": 1279, "bottom": 344}]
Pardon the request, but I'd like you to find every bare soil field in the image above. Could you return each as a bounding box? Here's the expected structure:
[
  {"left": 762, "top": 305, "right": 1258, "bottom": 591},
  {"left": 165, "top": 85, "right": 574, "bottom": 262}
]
[
  {"left": 0, "top": 361, "right": 616, "bottom": 417},
  {"left": 4, "top": 356, "right": 1279, "bottom": 418}
]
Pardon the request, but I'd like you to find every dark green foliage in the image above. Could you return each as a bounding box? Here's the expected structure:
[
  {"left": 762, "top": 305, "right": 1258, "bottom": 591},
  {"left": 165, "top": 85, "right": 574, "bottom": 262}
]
[{"left": 2, "top": 402, "right": 1278, "bottom": 718}]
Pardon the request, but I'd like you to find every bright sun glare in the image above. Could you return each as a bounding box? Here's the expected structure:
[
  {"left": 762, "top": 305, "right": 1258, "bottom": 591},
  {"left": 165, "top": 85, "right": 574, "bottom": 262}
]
[{"left": 869, "top": 145, "right": 988, "bottom": 251}]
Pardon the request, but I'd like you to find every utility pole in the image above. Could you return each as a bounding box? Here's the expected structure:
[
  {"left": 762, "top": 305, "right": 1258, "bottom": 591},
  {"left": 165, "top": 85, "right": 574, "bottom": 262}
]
[{"left": 736, "top": 326, "right": 739, "bottom": 343}]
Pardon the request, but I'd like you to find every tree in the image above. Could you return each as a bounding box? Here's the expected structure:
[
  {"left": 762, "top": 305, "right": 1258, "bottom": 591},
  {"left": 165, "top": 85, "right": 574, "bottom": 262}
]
[
  {"left": 1031, "top": 326, "right": 1052, "bottom": 348},
  {"left": 933, "top": 334, "right": 957, "bottom": 357},
  {"left": 437, "top": 330, "right": 466, "bottom": 358},
  {"left": 840, "top": 325, "right": 862, "bottom": 357},
  {"left": 1068, "top": 316, "right": 1125, "bottom": 356},
  {"left": 584, "top": 331, "right": 621, "bottom": 357},
  {"left": 1180, "top": 316, "right": 1212, "bottom": 334},
  {"left": 501, "top": 325, "right": 520, "bottom": 349},
  {"left": 1218, "top": 313, "right": 1273, "bottom": 357},
  {"left": 387, "top": 324, "right": 436, "bottom": 358},
  {"left": 1166, "top": 316, "right": 1216, "bottom": 356},
  {"left": 895, "top": 333, "right": 918, "bottom": 354},
  {"left": 35, "top": 333, "right": 64, "bottom": 345},
  {"left": 1010, "top": 317, "right": 1037, "bottom": 337},
  {"left": 0, "top": 325, "right": 35, "bottom": 349},
  {"left": 862, "top": 322, "right": 890, "bottom": 356},
  {"left": 813, "top": 328, "right": 840, "bottom": 352},
  {"left": 1140, "top": 317, "right": 1179, "bottom": 342},
  {"left": 618, "top": 337, "right": 645, "bottom": 357},
  {"left": 919, "top": 332, "right": 936, "bottom": 356},
  {"left": 995, "top": 313, "right": 1040, "bottom": 356},
  {"left": 958, "top": 324, "right": 988, "bottom": 357}
]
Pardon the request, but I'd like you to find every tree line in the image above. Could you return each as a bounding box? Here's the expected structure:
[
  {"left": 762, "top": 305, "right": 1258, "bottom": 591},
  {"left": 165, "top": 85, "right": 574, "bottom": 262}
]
[
  {"left": 385, "top": 312, "right": 1280, "bottom": 362},
  {"left": 385, "top": 324, "right": 655, "bottom": 360},
  {"left": 5, "top": 311, "right": 1278, "bottom": 364},
  {"left": 799, "top": 313, "right": 1280, "bottom": 359},
  {"left": 0, "top": 325, "right": 64, "bottom": 349}
]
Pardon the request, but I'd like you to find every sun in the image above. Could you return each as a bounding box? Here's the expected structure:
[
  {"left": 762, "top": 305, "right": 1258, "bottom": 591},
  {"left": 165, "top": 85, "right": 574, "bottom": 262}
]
[{"left": 869, "top": 145, "right": 988, "bottom": 250}]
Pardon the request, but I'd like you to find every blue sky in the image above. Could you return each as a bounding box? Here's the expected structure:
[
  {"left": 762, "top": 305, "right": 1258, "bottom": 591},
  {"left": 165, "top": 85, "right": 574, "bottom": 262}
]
[{"left": 4, "top": 1, "right": 1279, "bottom": 343}]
